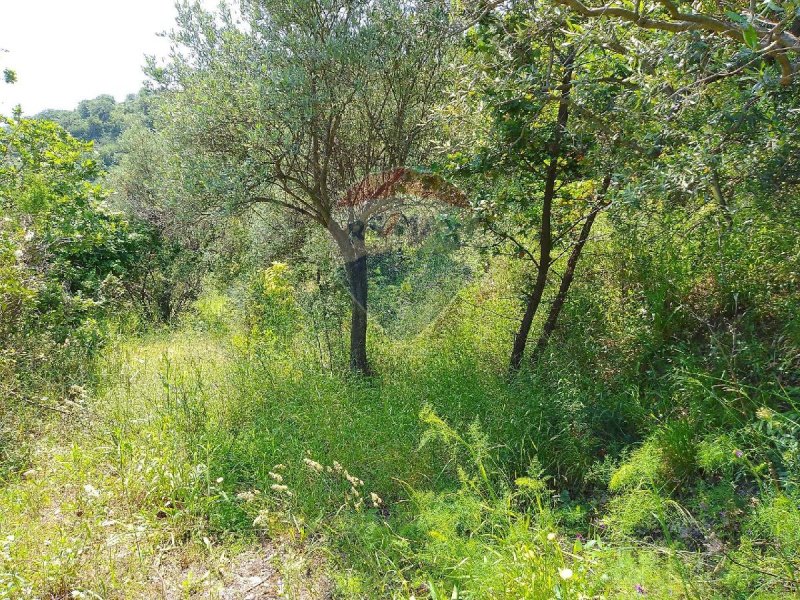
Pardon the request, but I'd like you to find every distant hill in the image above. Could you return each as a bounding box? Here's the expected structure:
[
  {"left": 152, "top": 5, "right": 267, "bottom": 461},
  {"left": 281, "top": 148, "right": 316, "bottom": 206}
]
[{"left": 35, "top": 90, "right": 156, "bottom": 168}]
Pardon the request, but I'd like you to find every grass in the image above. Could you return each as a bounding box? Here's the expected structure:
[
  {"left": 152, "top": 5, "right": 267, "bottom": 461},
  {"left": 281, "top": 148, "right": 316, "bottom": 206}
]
[{"left": 1, "top": 275, "right": 799, "bottom": 597}]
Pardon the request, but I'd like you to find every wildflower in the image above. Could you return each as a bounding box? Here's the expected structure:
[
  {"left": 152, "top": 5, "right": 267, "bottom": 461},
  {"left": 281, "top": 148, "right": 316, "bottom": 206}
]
[
  {"left": 575, "top": 533, "right": 585, "bottom": 542},
  {"left": 215, "top": 477, "right": 224, "bottom": 483},
  {"left": 634, "top": 583, "right": 646, "bottom": 595},
  {"left": 83, "top": 484, "right": 101, "bottom": 499},
  {"left": 303, "top": 458, "right": 324, "bottom": 473},
  {"left": 733, "top": 449, "right": 743, "bottom": 458},
  {"left": 370, "top": 492, "right": 383, "bottom": 507},
  {"left": 547, "top": 532, "right": 557, "bottom": 541},
  {"left": 13, "top": 248, "right": 23, "bottom": 260},
  {"left": 523, "top": 548, "right": 537, "bottom": 560},
  {"left": 271, "top": 484, "right": 288, "bottom": 492},
  {"left": 273, "top": 464, "right": 286, "bottom": 470},
  {"left": 333, "top": 461, "right": 343, "bottom": 473},
  {"left": 345, "top": 471, "right": 363, "bottom": 487},
  {"left": 236, "top": 490, "right": 256, "bottom": 502},
  {"left": 268, "top": 471, "right": 283, "bottom": 482},
  {"left": 558, "top": 568, "right": 573, "bottom": 580},
  {"left": 756, "top": 407, "right": 774, "bottom": 421}
]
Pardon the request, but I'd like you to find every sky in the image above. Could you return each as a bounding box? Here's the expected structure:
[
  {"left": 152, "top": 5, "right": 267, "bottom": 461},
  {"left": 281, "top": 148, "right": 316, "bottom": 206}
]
[{"left": 0, "top": 0, "right": 197, "bottom": 116}]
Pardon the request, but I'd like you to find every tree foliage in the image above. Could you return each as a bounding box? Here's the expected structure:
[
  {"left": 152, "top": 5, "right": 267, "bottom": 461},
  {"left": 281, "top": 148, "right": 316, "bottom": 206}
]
[
  {"left": 0, "top": 117, "right": 142, "bottom": 395},
  {"left": 35, "top": 91, "right": 156, "bottom": 167},
  {"left": 149, "top": 0, "right": 460, "bottom": 371}
]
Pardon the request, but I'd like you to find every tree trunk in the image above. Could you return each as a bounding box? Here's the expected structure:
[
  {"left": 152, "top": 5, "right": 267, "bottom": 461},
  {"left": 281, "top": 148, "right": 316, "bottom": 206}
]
[
  {"left": 710, "top": 168, "right": 733, "bottom": 229},
  {"left": 510, "top": 254, "right": 551, "bottom": 370},
  {"left": 327, "top": 219, "right": 372, "bottom": 374},
  {"left": 509, "top": 53, "right": 574, "bottom": 372},
  {"left": 530, "top": 174, "right": 612, "bottom": 364},
  {"left": 340, "top": 220, "right": 371, "bottom": 374},
  {"left": 345, "top": 252, "right": 370, "bottom": 374}
]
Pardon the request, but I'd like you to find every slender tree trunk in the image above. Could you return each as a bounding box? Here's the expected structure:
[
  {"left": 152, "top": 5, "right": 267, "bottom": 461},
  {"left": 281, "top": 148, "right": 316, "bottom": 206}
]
[
  {"left": 510, "top": 251, "right": 551, "bottom": 370},
  {"left": 345, "top": 253, "right": 370, "bottom": 374},
  {"left": 709, "top": 169, "right": 733, "bottom": 229},
  {"left": 509, "top": 53, "right": 574, "bottom": 372},
  {"left": 530, "top": 174, "right": 612, "bottom": 364},
  {"left": 328, "top": 219, "right": 372, "bottom": 374},
  {"left": 340, "top": 220, "right": 371, "bottom": 374}
]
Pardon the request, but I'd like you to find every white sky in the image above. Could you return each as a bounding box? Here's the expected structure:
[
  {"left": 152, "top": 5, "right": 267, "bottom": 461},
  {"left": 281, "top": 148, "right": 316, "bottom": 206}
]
[{"left": 0, "top": 1, "right": 208, "bottom": 116}]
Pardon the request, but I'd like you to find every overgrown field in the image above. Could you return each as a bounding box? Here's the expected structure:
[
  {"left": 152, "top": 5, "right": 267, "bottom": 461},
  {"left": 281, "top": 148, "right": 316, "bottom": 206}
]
[
  {"left": 2, "top": 267, "right": 799, "bottom": 598},
  {"left": 3, "top": 0, "right": 800, "bottom": 597}
]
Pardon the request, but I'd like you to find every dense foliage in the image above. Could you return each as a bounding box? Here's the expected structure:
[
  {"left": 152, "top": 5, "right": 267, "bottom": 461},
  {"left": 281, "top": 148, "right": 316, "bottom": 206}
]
[
  {"left": 1, "top": 0, "right": 799, "bottom": 597},
  {"left": 0, "top": 116, "right": 143, "bottom": 478},
  {"left": 35, "top": 91, "right": 155, "bottom": 167}
]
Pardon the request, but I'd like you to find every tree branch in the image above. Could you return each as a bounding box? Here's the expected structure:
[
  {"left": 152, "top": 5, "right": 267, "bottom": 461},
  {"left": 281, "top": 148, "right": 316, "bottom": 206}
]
[{"left": 552, "top": 0, "right": 800, "bottom": 84}]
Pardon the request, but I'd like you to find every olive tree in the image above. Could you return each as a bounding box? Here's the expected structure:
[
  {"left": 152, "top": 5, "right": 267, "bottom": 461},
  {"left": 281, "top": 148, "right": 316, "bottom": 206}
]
[{"left": 153, "top": 0, "right": 458, "bottom": 372}]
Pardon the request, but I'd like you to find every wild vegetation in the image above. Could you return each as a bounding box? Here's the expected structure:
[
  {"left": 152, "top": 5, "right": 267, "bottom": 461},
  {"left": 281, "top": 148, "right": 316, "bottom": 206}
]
[{"left": 1, "top": 0, "right": 799, "bottom": 598}]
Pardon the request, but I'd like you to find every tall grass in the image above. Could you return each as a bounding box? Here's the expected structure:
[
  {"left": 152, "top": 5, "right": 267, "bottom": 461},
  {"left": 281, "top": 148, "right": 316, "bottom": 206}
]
[{"left": 1, "top": 254, "right": 799, "bottom": 597}]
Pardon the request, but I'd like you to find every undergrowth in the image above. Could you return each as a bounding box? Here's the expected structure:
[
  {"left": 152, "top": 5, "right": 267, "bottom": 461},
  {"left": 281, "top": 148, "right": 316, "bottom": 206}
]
[{"left": 1, "top": 296, "right": 798, "bottom": 598}]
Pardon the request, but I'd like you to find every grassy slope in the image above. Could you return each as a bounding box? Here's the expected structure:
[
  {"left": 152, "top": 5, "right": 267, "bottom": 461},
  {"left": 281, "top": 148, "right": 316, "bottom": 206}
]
[{"left": 1, "top": 301, "right": 798, "bottom": 598}]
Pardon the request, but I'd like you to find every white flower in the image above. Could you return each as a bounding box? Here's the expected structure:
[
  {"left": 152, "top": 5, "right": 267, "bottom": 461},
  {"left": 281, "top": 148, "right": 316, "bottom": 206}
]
[
  {"left": 345, "top": 471, "right": 363, "bottom": 487},
  {"left": 271, "top": 484, "right": 292, "bottom": 495},
  {"left": 558, "top": 568, "right": 573, "bottom": 580},
  {"left": 547, "top": 532, "right": 557, "bottom": 541},
  {"left": 370, "top": 492, "right": 383, "bottom": 507},
  {"left": 268, "top": 471, "right": 283, "bottom": 482},
  {"left": 83, "top": 484, "right": 101, "bottom": 499},
  {"left": 303, "top": 458, "right": 324, "bottom": 473},
  {"left": 13, "top": 248, "right": 23, "bottom": 260}
]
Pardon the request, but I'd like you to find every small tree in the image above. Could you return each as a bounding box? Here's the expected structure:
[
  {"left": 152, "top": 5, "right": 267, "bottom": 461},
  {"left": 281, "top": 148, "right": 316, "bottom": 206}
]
[
  {"left": 154, "top": 0, "right": 458, "bottom": 372},
  {"left": 446, "top": 6, "right": 630, "bottom": 371}
]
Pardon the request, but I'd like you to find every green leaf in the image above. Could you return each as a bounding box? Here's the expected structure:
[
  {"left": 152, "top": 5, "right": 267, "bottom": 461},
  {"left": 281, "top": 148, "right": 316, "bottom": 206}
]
[
  {"left": 726, "top": 11, "right": 748, "bottom": 24},
  {"left": 742, "top": 24, "right": 759, "bottom": 50}
]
